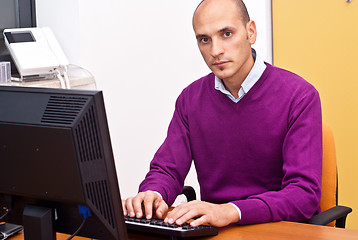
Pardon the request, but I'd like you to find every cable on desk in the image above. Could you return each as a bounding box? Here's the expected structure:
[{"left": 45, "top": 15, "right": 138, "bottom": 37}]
[
  {"left": 66, "top": 205, "right": 92, "bottom": 240},
  {"left": 55, "top": 66, "right": 71, "bottom": 89},
  {"left": 63, "top": 65, "right": 71, "bottom": 89},
  {"left": 0, "top": 208, "right": 9, "bottom": 221},
  {"left": 56, "top": 69, "right": 66, "bottom": 89},
  {"left": 66, "top": 217, "right": 86, "bottom": 240}
]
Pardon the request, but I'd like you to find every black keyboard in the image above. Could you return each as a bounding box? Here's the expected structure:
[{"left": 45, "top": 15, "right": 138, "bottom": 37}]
[{"left": 125, "top": 216, "right": 218, "bottom": 239}]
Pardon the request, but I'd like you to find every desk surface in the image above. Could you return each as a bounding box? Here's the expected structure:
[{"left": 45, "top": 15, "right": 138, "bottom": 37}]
[
  {"left": 8, "top": 221, "right": 358, "bottom": 240},
  {"left": 0, "top": 64, "right": 96, "bottom": 90}
]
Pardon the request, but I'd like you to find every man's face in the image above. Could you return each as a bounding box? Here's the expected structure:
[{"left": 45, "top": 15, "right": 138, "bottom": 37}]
[{"left": 193, "top": 0, "right": 256, "bottom": 84}]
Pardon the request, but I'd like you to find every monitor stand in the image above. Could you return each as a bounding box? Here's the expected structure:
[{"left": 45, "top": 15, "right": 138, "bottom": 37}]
[{"left": 23, "top": 205, "right": 56, "bottom": 240}]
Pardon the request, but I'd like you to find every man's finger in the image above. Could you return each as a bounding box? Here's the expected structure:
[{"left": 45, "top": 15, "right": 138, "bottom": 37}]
[
  {"left": 121, "top": 199, "right": 128, "bottom": 216},
  {"left": 132, "top": 194, "right": 145, "bottom": 218},
  {"left": 125, "top": 197, "right": 136, "bottom": 218},
  {"left": 190, "top": 215, "right": 208, "bottom": 227},
  {"left": 165, "top": 201, "right": 200, "bottom": 225},
  {"left": 143, "top": 195, "right": 155, "bottom": 219},
  {"left": 155, "top": 199, "right": 168, "bottom": 219}
]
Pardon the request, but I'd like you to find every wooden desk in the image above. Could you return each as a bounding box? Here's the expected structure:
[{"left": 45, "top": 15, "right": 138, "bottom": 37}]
[{"left": 8, "top": 221, "right": 358, "bottom": 240}]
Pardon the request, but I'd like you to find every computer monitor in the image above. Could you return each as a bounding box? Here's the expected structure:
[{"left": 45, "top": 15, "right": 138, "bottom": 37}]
[
  {"left": 0, "top": 86, "right": 128, "bottom": 240},
  {"left": 0, "top": 0, "right": 37, "bottom": 74}
]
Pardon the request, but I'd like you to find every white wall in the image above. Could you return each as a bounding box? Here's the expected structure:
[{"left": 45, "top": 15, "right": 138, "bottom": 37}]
[{"left": 36, "top": 0, "right": 272, "bottom": 199}]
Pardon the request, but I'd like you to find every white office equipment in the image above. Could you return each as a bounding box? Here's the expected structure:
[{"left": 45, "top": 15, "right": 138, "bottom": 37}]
[
  {"left": 0, "top": 62, "right": 11, "bottom": 83},
  {"left": 3, "top": 27, "right": 70, "bottom": 87}
]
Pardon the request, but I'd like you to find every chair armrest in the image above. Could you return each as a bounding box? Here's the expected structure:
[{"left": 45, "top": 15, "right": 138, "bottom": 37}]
[
  {"left": 180, "top": 186, "right": 196, "bottom": 202},
  {"left": 307, "top": 205, "right": 352, "bottom": 228}
]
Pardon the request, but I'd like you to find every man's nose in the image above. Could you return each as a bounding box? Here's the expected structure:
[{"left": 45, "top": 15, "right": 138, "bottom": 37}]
[{"left": 210, "top": 39, "right": 224, "bottom": 57}]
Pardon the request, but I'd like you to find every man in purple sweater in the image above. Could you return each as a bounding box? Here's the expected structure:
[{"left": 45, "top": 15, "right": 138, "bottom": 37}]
[{"left": 123, "top": 0, "right": 322, "bottom": 227}]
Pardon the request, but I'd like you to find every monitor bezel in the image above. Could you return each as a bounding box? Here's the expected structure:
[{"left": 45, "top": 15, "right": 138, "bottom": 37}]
[{"left": 0, "top": 0, "right": 37, "bottom": 74}]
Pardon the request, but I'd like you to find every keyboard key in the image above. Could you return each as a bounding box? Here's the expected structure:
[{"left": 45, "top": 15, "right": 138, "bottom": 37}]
[{"left": 125, "top": 216, "right": 218, "bottom": 238}]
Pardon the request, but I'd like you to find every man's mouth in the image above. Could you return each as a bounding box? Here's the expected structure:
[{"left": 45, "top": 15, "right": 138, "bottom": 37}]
[{"left": 213, "top": 61, "right": 229, "bottom": 67}]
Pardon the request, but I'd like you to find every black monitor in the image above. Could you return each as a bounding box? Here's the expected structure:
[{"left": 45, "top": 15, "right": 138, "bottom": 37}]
[
  {"left": 0, "top": 86, "right": 128, "bottom": 240},
  {"left": 0, "top": 0, "right": 37, "bottom": 74}
]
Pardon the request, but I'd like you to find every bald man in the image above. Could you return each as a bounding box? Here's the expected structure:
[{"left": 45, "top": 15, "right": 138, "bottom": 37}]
[{"left": 123, "top": 0, "right": 322, "bottom": 227}]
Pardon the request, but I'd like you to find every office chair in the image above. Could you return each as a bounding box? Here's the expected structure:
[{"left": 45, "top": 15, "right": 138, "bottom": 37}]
[
  {"left": 307, "top": 122, "right": 352, "bottom": 228},
  {"left": 180, "top": 122, "right": 352, "bottom": 228}
]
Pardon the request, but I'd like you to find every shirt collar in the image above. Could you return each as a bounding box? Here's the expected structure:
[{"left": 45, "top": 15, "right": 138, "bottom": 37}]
[{"left": 215, "top": 49, "right": 266, "bottom": 101}]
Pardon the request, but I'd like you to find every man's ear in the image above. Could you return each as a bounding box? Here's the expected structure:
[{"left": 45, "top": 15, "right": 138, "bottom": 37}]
[{"left": 247, "top": 20, "right": 257, "bottom": 45}]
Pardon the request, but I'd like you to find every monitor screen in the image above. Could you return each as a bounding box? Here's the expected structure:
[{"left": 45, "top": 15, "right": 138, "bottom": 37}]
[
  {"left": 0, "top": 0, "right": 19, "bottom": 32},
  {"left": 0, "top": 86, "right": 128, "bottom": 240},
  {"left": 0, "top": 0, "right": 36, "bottom": 35},
  {"left": 0, "top": 0, "right": 37, "bottom": 74}
]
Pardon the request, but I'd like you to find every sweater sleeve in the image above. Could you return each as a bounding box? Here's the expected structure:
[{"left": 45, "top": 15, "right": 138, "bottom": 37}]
[
  {"left": 138, "top": 92, "right": 192, "bottom": 205},
  {"left": 232, "top": 87, "right": 322, "bottom": 225}
]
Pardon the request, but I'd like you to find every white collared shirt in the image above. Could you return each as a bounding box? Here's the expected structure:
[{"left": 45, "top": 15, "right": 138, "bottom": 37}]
[{"left": 214, "top": 49, "right": 267, "bottom": 103}]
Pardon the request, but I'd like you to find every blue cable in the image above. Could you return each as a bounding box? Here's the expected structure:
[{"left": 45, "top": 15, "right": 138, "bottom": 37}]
[{"left": 66, "top": 205, "right": 92, "bottom": 240}]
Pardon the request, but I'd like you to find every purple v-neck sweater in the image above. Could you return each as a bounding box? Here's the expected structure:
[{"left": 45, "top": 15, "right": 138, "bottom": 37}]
[{"left": 139, "top": 64, "right": 322, "bottom": 225}]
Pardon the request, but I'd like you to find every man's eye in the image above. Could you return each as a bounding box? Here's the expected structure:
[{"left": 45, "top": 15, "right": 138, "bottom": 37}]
[
  {"left": 224, "top": 32, "right": 232, "bottom": 37},
  {"left": 200, "top": 38, "right": 209, "bottom": 43}
]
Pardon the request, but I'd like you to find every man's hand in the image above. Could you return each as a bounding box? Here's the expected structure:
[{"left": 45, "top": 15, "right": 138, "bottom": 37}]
[
  {"left": 122, "top": 191, "right": 169, "bottom": 220},
  {"left": 164, "top": 200, "right": 240, "bottom": 227}
]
